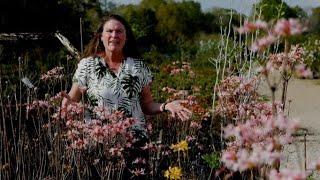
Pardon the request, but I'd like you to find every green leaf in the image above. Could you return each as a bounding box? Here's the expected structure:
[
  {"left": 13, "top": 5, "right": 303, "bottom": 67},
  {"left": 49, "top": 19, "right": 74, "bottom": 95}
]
[{"left": 202, "top": 152, "right": 220, "bottom": 169}]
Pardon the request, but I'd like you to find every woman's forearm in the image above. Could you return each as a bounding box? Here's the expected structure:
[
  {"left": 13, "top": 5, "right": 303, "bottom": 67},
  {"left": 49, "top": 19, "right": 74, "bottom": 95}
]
[
  {"left": 61, "top": 83, "right": 83, "bottom": 107},
  {"left": 143, "top": 102, "right": 164, "bottom": 115}
]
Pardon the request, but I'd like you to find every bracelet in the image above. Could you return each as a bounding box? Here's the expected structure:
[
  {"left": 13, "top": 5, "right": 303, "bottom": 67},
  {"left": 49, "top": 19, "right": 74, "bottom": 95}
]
[{"left": 161, "top": 102, "right": 168, "bottom": 112}]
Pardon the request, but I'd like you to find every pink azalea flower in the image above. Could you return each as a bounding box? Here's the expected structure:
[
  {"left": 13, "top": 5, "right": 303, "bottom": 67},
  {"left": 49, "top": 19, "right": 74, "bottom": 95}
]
[
  {"left": 132, "top": 157, "right": 146, "bottom": 164},
  {"left": 274, "top": 18, "right": 305, "bottom": 37},
  {"left": 186, "top": 135, "right": 196, "bottom": 142},
  {"left": 268, "top": 168, "right": 307, "bottom": 180},
  {"left": 295, "top": 64, "right": 313, "bottom": 79},
  {"left": 237, "top": 20, "right": 268, "bottom": 34},
  {"left": 71, "top": 138, "right": 88, "bottom": 150},
  {"left": 250, "top": 35, "right": 277, "bottom": 52},
  {"left": 40, "top": 66, "right": 64, "bottom": 81},
  {"left": 109, "top": 147, "right": 123, "bottom": 156},
  {"left": 91, "top": 126, "right": 105, "bottom": 143},
  {"left": 190, "top": 121, "right": 202, "bottom": 129},
  {"left": 129, "top": 168, "right": 146, "bottom": 177},
  {"left": 221, "top": 150, "right": 238, "bottom": 170}
]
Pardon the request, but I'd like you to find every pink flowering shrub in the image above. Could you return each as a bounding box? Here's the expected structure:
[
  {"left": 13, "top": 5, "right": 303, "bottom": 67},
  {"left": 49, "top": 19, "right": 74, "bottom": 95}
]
[
  {"left": 268, "top": 169, "right": 307, "bottom": 180},
  {"left": 214, "top": 73, "right": 299, "bottom": 177},
  {"left": 212, "top": 18, "right": 315, "bottom": 179},
  {"left": 162, "top": 61, "right": 195, "bottom": 77},
  {"left": 262, "top": 45, "right": 312, "bottom": 78},
  {"left": 64, "top": 109, "right": 136, "bottom": 152},
  {"left": 215, "top": 76, "right": 259, "bottom": 121},
  {"left": 215, "top": 74, "right": 303, "bottom": 177},
  {"left": 59, "top": 110, "right": 138, "bottom": 178},
  {"left": 25, "top": 90, "right": 139, "bottom": 178},
  {"left": 222, "top": 102, "right": 299, "bottom": 172},
  {"left": 237, "top": 18, "right": 311, "bottom": 80},
  {"left": 237, "top": 19, "right": 306, "bottom": 52}
]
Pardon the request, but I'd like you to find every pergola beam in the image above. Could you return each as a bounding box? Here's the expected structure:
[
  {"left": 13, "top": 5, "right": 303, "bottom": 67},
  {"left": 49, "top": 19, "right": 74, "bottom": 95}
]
[{"left": 0, "top": 32, "right": 80, "bottom": 60}]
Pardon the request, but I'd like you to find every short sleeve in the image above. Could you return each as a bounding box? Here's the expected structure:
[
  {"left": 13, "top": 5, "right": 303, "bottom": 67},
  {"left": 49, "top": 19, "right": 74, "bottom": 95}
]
[
  {"left": 72, "top": 58, "right": 90, "bottom": 88},
  {"left": 140, "top": 63, "right": 153, "bottom": 87}
]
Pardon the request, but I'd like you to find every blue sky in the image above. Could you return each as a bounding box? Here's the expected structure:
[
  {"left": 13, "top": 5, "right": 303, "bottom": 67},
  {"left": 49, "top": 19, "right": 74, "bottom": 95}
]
[{"left": 108, "top": 0, "right": 320, "bottom": 15}]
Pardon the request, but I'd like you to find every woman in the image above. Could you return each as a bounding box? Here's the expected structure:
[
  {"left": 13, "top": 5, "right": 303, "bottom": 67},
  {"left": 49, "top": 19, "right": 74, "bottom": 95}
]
[
  {"left": 63, "top": 14, "right": 192, "bottom": 133},
  {"left": 62, "top": 14, "right": 192, "bottom": 178}
]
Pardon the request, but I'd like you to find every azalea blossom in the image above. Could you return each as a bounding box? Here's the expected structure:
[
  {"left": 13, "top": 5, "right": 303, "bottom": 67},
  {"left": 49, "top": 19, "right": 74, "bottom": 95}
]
[
  {"left": 295, "top": 64, "right": 313, "bottom": 79},
  {"left": 26, "top": 100, "right": 51, "bottom": 111},
  {"left": 190, "top": 121, "right": 202, "bottom": 129},
  {"left": 236, "top": 20, "right": 268, "bottom": 34},
  {"left": 268, "top": 169, "right": 307, "bottom": 180},
  {"left": 132, "top": 157, "right": 146, "bottom": 164},
  {"left": 70, "top": 138, "right": 88, "bottom": 150},
  {"left": 129, "top": 168, "right": 146, "bottom": 177},
  {"left": 40, "top": 66, "right": 64, "bottom": 81},
  {"left": 250, "top": 35, "right": 277, "bottom": 52},
  {"left": 274, "top": 18, "right": 305, "bottom": 37},
  {"left": 109, "top": 147, "right": 123, "bottom": 157}
]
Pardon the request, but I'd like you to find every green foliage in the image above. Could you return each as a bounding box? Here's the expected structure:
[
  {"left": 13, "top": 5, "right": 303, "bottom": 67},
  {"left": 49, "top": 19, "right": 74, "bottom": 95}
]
[
  {"left": 83, "top": 7, "right": 102, "bottom": 33},
  {"left": 117, "top": 5, "right": 158, "bottom": 49},
  {"left": 291, "top": 6, "right": 308, "bottom": 19},
  {"left": 150, "top": 56, "right": 216, "bottom": 109},
  {"left": 301, "top": 35, "right": 320, "bottom": 77},
  {"left": 140, "top": 0, "right": 165, "bottom": 11},
  {"left": 253, "top": 0, "right": 300, "bottom": 21},
  {"left": 114, "top": 0, "right": 219, "bottom": 56},
  {"left": 155, "top": 1, "right": 203, "bottom": 41},
  {"left": 151, "top": 67, "right": 193, "bottom": 102},
  {"left": 142, "top": 45, "right": 166, "bottom": 65},
  {"left": 310, "top": 7, "right": 320, "bottom": 35},
  {"left": 116, "top": 0, "right": 245, "bottom": 55},
  {"left": 202, "top": 152, "right": 220, "bottom": 169},
  {"left": 208, "top": 8, "right": 244, "bottom": 30},
  {"left": 195, "top": 35, "right": 220, "bottom": 67}
]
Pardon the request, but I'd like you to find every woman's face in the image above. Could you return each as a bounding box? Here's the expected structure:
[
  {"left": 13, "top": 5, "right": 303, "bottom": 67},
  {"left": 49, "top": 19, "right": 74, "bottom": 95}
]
[{"left": 101, "top": 19, "right": 126, "bottom": 54}]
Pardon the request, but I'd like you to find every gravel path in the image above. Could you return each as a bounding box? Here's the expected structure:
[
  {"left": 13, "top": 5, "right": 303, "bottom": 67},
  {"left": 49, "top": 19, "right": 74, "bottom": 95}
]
[{"left": 259, "top": 78, "right": 320, "bottom": 178}]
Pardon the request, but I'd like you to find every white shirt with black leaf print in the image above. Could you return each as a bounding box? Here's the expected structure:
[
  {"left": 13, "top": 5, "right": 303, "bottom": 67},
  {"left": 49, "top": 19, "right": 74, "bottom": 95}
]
[{"left": 73, "top": 56, "right": 153, "bottom": 132}]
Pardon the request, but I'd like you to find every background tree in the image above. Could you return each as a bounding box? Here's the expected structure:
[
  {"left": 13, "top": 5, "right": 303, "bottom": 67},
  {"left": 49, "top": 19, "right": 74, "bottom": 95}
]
[
  {"left": 310, "top": 7, "right": 320, "bottom": 35},
  {"left": 116, "top": 5, "right": 158, "bottom": 51},
  {"left": 155, "top": 1, "right": 202, "bottom": 41},
  {"left": 140, "top": 0, "right": 165, "bottom": 11},
  {"left": 253, "top": 0, "right": 300, "bottom": 21},
  {"left": 207, "top": 8, "right": 243, "bottom": 31},
  {"left": 291, "top": 6, "right": 308, "bottom": 19}
]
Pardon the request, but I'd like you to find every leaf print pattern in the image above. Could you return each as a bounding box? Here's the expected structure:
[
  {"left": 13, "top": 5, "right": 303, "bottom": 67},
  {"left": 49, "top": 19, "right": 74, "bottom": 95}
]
[
  {"left": 118, "top": 97, "right": 132, "bottom": 117},
  {"left": 96, "top": 60, "right": 107, "bottom": 79},
  {"left": 72, "top": 57, "right": 153, "bottom": 133},
  {"left": 73, "top": 58, "right": 89, "bottom": 87},
  {"left": 133, "top": 59, "right": 153, "bottom": 87},
  {"left": 121, "top": 74, "right": 140, "bottom": 99},
  {"left": 86, "top": 93, "right": 98, "bottom": 106}
]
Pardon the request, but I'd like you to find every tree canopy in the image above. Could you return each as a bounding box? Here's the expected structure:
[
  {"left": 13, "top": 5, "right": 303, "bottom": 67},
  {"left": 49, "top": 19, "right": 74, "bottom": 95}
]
[{"left": 253, "top": 0, "right": 301, "bottom": 21}]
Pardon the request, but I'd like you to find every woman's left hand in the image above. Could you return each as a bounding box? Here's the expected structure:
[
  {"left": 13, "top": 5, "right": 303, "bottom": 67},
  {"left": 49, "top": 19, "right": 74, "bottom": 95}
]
[{"left": 165, "top": 100, "right": 192, "bottom": 121}]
